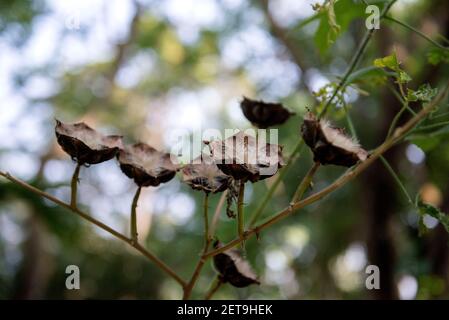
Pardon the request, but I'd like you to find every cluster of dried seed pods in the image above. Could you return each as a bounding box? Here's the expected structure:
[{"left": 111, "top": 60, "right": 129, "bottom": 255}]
[{"left": 54, "top": 96, "right": 368, "bottom": 292}]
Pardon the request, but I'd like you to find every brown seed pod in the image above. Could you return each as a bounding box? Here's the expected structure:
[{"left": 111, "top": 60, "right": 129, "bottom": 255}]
[
  {"left": 55, "top": 120, "right": 123, "bottom": 165},
  {"left": 181, "top": 154, "right": 231, "bottom": 194},
  {"left": 117, "top": 143, "right": 179, "bottom": 187},
  {"left": 301, "top": 112, "right": 368, "bottom": 167},
  {"left": 213, "top": 241, "right": 260, "bottom": 288},
  {"left": 206, "top": 131, "right": 284, "bottom": 183},
  {"left": 240, "top": 97, "right": 295, "bottom": 129}
]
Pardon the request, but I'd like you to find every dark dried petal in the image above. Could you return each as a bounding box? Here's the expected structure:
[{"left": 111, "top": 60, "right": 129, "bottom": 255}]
[
  {"left": 213, "top": 241, "right": 260, "bottom": 288},
  {"left": 55, "top": 120, "right": 123, "bottom": 165},
  {"left": 226, "top": 179, "right": 239, "bottom": 218},
  {"left": 301, "top": 112, "right": 368, "bottom": 167},
  {"left": 240, "top": 97, "right": 295, "bottom": 129},
  {"left": 117, "top": 143, "right": 179, "bottom": 187},
  {"left": 182, "top": 154, "right": 231, "bottom": 193},
  {"left": 207, "top": 131, "right": 284, "bottom": 183}
]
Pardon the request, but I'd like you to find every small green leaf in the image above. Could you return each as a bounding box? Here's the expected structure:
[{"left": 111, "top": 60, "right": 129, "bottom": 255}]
[
  {"left": 427, "top": 47, "right": 449, "bottom": 66},
  {"left": 417, "top": 201, "right": 449, "bottom": 234},
  {"left": 373, "top": 53, "right": 399, "bottom": 71},
  {"left": 398, "top": 71, "right": 412, "bottom": 83},
  {"left": 407, "top": 84, "right": 438, "bottom": 102}
]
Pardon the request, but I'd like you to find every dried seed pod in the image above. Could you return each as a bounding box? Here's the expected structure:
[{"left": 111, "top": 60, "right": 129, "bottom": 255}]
[
  {"left": 301, "top": 112, "right": 368, "bottom": 167},
  {"left": 182, "top": 154, "right": 231, "bottom": 194},
  {"left": 206, "top": 131, "right": 284, "bottom": 183},
  {"left": 55, "top": 120, "right": 123, "bottom": 165},
  {"left": 240, "top": 97, "right": 295, "bottom": 128},
  {"left": 117, "top": 143, "right": 179, "bottom": 187},
  {"left": 213, "top": 241, "right": 260, "bottom": 288}
]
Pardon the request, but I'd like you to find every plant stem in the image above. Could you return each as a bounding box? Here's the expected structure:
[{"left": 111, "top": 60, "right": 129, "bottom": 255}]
[
  {"left": 291, "top": 162, "right": 320, "bottom": 204},
  {"left": 385, "top": 16, "right": 448, "bottom": 51},
  {"left": 182, "top": 192, "right": 212, "bottom": 300},
  {"left": 210, "top": 190, "right": 227, "bottom": 237},
  {"left": 203, "top": 193, "right": 210, "bottom": 245},
  {"left": 131, "top": 186, "right": 142, "bottom": 244},
  {"left": 203, "top": 81, "right": 449, "bottom": 259},
  {"left": 380, "top": 156, "right": 414, "bottom": 205},
  {"left": 237, "top": 180, "right": 245, "bottom": 240},
  {"left": 205, "top": 276, "right": 223, "bottom": 300},
  {"left": 343, "top": 101, "right": 358, "bottom": 139},
  {"left": 70, "top": 163, "right": 81, "bottom": 209},
  {"left": 387, "top": 102, "right": 409, "bottom": 138},
  {"left": 0, "top": 171, "right": 186, "bottom": 288}
]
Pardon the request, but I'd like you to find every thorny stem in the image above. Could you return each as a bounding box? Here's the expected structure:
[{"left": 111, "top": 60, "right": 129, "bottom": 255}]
[
  {"left": 247, "top": 0, "right": 397, "bottom": 227},
  {"left": 182, "top": 192, "right": 211, "bottom": 300},
  {"left": 237, "top": 180, "right": 245, "bottom": 241},
  {"left": 130, "top": 186, "right": 142, "bottom": 244},
  {"left": 205, "top": 276, "right": 223, "bottom": 300},
  {"left": 291, "top": 162, "right": 320, "bottom": 204},
  {"left": 0, "top": 171, "right": 186, "bottom": 288},
  {"left": 203, "top": 81, "right": 449, "bottom": 259},
  {"left": 70, "top": 163, "right": 81, "bottom": 209}
]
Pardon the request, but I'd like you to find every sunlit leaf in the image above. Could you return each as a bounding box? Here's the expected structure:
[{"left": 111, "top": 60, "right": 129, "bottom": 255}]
[{"left": 407, "top": 84, "right": 438, "bottom": 102}]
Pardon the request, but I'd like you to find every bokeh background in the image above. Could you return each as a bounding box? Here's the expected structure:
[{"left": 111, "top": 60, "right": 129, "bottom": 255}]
[{"left": 1, "top": 0, "right": 449, "bottom": 299}]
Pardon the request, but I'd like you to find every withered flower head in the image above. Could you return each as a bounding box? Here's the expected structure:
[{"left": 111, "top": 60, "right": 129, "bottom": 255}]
[
  {"left": 213, "top": 241, "right": 260, "bottom": 288},
  {"left": 182, "top": 154, "right": 231, "bottom": 194},
  {"left": 206, "top": 131, "right": 284, "bottom": 183},
  {"left": 240, "top": 96, "right": 295, "bottom": 129},
  {"left": 301, "top": 112, "right": 368, "bottom": 167},
  {"left": 55, "top": 119, "right": 123, "bottom": 165},
  {"left": 117, "top": 143, "right": 179, "bottom": 187}
]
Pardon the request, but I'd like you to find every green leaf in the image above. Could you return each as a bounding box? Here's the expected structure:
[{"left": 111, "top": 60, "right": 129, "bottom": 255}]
[
  {"left": 407, "top": 84, "right": 438, "bottom": 102},
  {"left": 398, "top": 71, "right": 412, "bottom": 83},
  {"left": 345, "top": 66, "right": 389, "bottom": 85},
  {"left": 314, "top": 0, "right": 367, "bottom": 55},
  {"left": 417, "top": 201, "right": 449, "bottom": 234},
  {"left": 409, "top": 136, "right": 441, "bottom": 152},
  {"left": 373, "top": 53, "right": 400, "bottom": 70},
  {"left": 427, "top": 47, "right": 449, "bottom": 66}
]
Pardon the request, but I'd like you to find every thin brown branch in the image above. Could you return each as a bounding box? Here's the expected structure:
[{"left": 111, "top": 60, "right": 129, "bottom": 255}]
[
  {"left": 183, "top": 193, "right": 212, "bottom": 300},
  {"left": 204, "top": 276, "right": 223, "bottom": 300},
  {"left": 0, "top": 171, "right": 186, "bottom": 288}
]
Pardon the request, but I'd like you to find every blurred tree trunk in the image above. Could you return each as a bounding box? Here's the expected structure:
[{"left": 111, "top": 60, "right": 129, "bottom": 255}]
[{"left": 12, "top": 213, "right": 52, "bottom": 299}]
